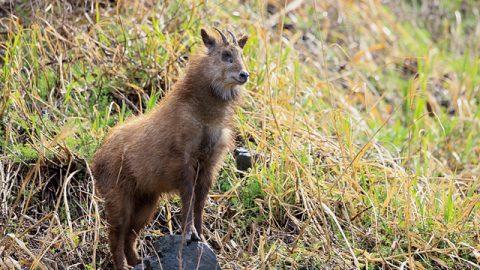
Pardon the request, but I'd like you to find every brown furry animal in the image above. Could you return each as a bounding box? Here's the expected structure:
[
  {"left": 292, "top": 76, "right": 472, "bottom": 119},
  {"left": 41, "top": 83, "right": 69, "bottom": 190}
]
[{"left": 91, "top": 28, "right": 249, "bottom": 269}]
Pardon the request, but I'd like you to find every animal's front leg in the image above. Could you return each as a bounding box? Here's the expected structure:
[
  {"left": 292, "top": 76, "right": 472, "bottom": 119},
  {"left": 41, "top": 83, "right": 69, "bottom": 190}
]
[
  {"left": 194, "top": 171, "right": 212, "bottom": 238},
  {"left": 180, "top": 164, "right": 201, "bottom": 243}
]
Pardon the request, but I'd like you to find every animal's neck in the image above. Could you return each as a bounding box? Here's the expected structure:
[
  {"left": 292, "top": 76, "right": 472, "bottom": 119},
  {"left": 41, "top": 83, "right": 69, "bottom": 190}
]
[{"left": 175, "top": 66, "right": 236, "bottom": 123}]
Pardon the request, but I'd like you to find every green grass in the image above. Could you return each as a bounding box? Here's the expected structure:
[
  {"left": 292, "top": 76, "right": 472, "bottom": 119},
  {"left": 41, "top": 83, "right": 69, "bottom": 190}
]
[{"left": 0, "top": 0, "right": 479, "bottom": 269}]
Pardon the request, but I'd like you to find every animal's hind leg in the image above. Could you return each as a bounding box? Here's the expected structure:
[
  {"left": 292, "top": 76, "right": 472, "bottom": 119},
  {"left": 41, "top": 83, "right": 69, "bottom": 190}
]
[
  {"left": 105, "top": 194, "right": 133, "bottom": 270},
  {"left": 124, "top": 194, "right": 159, "bottom": 266}
]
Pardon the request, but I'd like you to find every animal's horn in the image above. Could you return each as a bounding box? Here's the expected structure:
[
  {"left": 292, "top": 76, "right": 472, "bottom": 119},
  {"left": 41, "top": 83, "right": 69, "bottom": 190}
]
[
  {"left": 227, "top": 30, "right": 238, "bottom": 46},
  {"left": 213, "top": 27, "right": 228, "bottom": 45}
]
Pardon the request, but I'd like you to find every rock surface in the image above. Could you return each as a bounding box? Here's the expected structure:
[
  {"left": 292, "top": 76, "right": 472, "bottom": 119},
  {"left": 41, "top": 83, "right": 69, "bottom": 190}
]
[
  {"left": 234, "top": 147, "right": 253, "bottom": 171},
  {"left": 134, "top": 235, "right": 221, "bottom": 270}
]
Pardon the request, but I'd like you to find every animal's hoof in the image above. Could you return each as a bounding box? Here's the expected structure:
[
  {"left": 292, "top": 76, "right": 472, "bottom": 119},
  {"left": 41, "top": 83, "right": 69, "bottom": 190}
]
[
  {"left": 185, "top": 229, "right": 201, "bottom": 244},
  {"left": 186, "top": 235, "right": 201, "bottom": 245},
  {"left": 190, "top": 232, "right": 202, "bottom": 243}
]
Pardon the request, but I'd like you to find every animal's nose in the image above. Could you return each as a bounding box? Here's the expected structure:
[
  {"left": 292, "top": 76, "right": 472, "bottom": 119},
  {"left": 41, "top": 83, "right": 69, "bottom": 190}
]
[{"left": 239, "top": 71, "right": 249, "bottom": 82}]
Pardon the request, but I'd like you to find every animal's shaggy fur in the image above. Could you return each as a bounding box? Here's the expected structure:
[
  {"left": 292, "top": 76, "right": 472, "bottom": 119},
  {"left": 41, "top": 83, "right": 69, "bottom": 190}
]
[{"left": 91, "top": 28, "right": 249, "bottom": 269}]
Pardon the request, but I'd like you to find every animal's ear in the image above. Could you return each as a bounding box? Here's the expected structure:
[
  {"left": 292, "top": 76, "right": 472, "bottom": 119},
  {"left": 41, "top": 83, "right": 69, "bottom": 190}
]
[
  {"left": 238, "top": 35, "right": 248, "bottom": 49},
  {"left": 201, "top": 29, "right": 216, "bottom": 50}
]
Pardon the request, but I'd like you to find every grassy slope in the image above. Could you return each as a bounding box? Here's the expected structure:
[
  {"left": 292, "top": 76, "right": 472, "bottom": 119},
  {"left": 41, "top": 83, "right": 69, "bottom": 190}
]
[{"left": 0, "top": 0, "right": 479, "bottom": 269}]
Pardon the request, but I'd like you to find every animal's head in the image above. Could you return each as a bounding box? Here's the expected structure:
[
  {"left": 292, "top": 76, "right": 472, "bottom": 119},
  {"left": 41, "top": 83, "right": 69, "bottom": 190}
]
[{"left": 199, "top": 27, "right": 249, "bottom": 101}]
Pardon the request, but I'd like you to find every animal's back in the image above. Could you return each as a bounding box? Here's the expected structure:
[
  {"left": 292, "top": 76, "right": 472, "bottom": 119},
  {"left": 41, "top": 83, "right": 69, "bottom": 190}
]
[{"left": 91, "top": 100, "right": 195, "bottom": 197}]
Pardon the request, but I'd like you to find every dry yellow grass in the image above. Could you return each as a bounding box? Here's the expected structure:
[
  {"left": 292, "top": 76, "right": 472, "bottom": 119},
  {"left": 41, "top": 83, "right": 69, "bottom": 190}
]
[{"left": 0, "top": 0, "right": 479, "bottom": 269}]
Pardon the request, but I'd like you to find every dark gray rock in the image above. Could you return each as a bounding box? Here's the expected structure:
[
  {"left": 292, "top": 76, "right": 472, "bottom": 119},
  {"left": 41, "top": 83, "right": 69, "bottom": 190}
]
[
  {"left": 234, "top": 147, "right": 267, "bottom": 172},
  {"left": 234, "top": 147, "right": 253, "bottom": 171},
  {"left": 134, "top": 235, "right": 221, "bottom": 270}
]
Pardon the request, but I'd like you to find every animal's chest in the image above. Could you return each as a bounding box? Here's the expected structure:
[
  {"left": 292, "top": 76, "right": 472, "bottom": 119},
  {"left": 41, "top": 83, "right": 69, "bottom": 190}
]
[{"left": 197, "top": 126, "right": 226, "bottom": 160}]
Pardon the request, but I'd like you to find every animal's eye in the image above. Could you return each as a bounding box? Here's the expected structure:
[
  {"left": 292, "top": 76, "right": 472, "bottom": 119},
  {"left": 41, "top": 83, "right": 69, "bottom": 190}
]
[{"left": 222, "top": 51, "right": 233, "bottom": 63}]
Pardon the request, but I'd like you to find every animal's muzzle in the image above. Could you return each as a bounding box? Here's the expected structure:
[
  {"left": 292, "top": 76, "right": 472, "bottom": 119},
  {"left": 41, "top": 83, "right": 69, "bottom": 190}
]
[{"left": 238, "top": 71, "right": 249, "bottom": 83}]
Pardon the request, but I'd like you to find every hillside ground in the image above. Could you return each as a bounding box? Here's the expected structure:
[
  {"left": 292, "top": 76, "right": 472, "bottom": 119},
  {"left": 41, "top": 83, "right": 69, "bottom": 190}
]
[{"left": 0, "top": 0, "right": 479, "bottom": 269}]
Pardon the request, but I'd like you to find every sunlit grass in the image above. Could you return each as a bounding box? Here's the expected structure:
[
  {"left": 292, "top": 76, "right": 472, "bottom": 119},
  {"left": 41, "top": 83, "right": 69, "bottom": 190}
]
[{"left": 0, "top": 0, "right": 479, "bottom": 269}]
